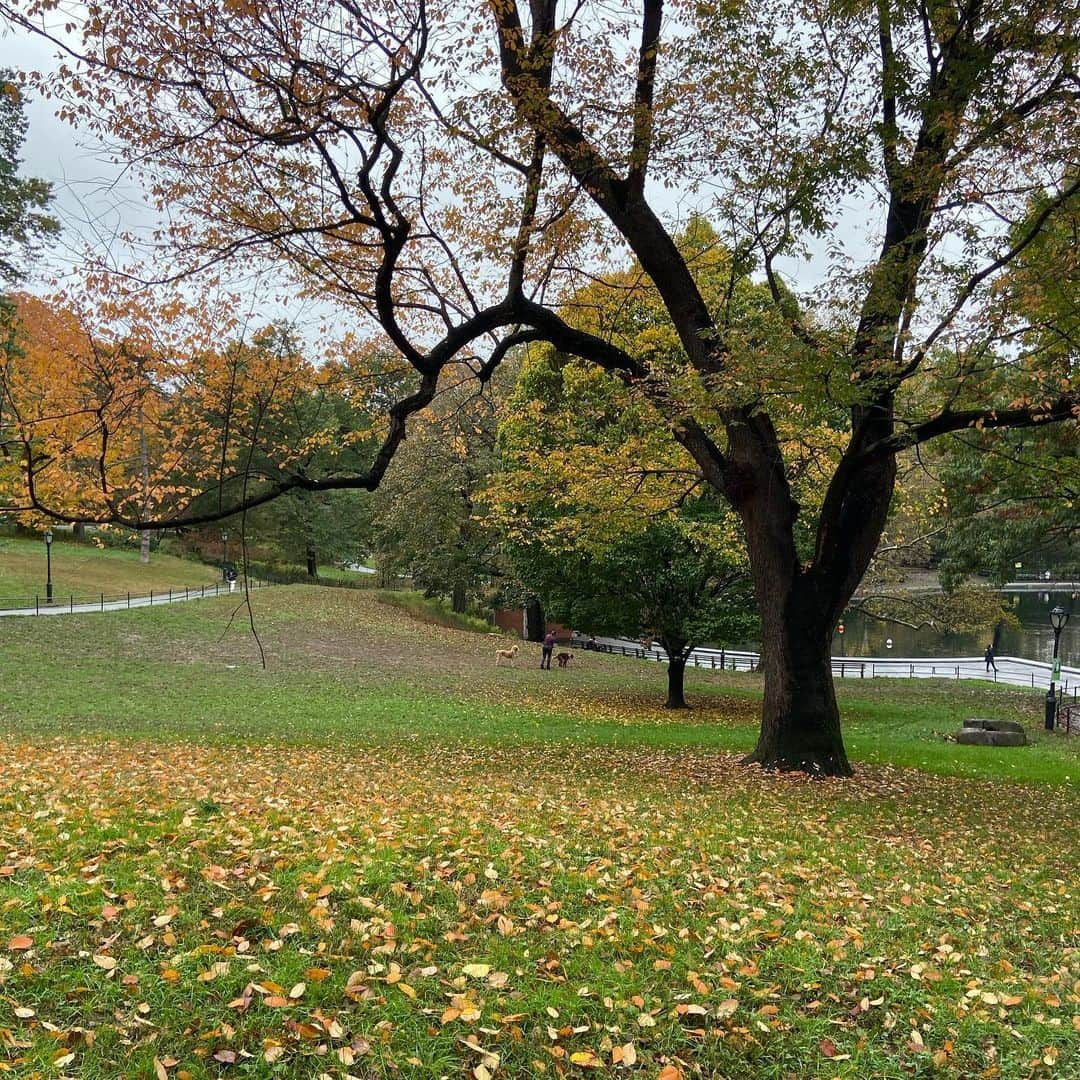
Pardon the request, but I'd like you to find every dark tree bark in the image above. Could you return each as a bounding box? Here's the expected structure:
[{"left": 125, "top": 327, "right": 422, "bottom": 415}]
[
  {"left": 665, "top": 654, "right": 688, "bottom": 709},
  {"left": 451, "top": 581, "right": 466, "bottom": 613},
  {"left": 709, "top": 416, "right": 896, "bottom": 775},
  {"left": 305, "top": 545, "right": 317, "bottom": 578},
  {"left": 744, "top": 598, "right": 850, "bottom": 774},
  {"left": 524, "top": 596, "right": 544, "bottom": 642},
  {"left": 657, "top": 635, "right": 691, "bottom": 708}
]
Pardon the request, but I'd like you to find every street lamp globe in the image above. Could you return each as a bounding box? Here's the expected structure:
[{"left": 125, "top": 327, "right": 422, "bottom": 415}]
[
  {"left": 1050, "top": 605, "right": 1069, "bottom": 632},
  {"left": 44, "top": 530, "right": 53, "bottom": 546}
]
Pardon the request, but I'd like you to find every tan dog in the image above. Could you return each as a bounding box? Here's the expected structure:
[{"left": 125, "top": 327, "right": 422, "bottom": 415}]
[{"left": 495, "top": 644, "right": 519, "bottom": 667}]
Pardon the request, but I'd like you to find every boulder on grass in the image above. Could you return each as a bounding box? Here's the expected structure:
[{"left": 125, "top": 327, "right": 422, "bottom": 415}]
[
  {"left": 956, "top": 728, "right": 1027, "bottom": 747},
  {"left": 961, "top": 719, "right": 1025, "bottom": 734}
]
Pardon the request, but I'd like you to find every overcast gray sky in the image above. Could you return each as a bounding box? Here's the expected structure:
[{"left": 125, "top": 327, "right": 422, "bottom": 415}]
[{"left": 2, "top": 24, "right": 161, "bottom": 287}]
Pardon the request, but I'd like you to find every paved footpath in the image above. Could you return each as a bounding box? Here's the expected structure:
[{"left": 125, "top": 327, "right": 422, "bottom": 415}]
[
  {"left": 584, "top": 635, "right": 1080, "bottom": 697},
  {"left": 0, "top": 579, "right": 270, "bottom": 617}
]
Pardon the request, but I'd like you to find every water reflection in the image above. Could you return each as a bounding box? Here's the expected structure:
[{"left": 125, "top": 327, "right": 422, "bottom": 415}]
[{"left": 836, "top": 590, "right": 1080, "bottom": 665}]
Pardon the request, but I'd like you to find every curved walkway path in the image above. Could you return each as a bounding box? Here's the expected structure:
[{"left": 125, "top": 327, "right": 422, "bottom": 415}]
[
  {"left": 584, "top": 635, "right": 1080, "bottom": 697},
  {"left": 0, "top": 579, "right": 271, "bottom": 617}
]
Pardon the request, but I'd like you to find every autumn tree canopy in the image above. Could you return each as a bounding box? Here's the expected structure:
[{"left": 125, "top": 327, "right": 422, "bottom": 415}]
[{"left": 2, "top": 0, "right": 1078, "bottom": 774}]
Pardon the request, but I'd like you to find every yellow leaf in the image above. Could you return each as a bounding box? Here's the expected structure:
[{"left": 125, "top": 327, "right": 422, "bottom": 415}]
[{"left": 570, "top": 1050, "right": 601, "bottom": 1067}]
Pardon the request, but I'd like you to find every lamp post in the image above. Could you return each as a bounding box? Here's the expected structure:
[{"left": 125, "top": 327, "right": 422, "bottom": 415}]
[
  {"left": 221, "top": 529, "right": 229, "bottom": 580},
  {"left": 1045, "top": 605, "right": 1070, "bottom": 730},
  {"left": 44, "top": 530, "right": 54, "bottom": 603}
]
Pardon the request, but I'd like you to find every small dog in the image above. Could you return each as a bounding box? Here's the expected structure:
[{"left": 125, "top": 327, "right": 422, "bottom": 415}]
[
  {"left": 495, "top": 644, "right": 519, "bottom": 667},
  {"left": 556, "top": 652, "right": 574, "bottom": 668}
]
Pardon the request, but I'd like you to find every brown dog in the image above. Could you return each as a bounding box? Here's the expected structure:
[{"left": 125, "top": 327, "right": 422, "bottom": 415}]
[
  {"left": 556, "top": 651, "right": 573, "bottom": 667},
  {"left": 495, "top": 644, "right": 519, "bottom": 667}
]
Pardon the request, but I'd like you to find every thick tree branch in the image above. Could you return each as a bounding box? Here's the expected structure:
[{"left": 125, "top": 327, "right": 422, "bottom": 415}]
[{"left": 628, "top": 0, "right": 663, "bottom": 194}]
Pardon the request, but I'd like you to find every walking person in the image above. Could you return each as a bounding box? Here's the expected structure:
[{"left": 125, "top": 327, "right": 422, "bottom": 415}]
[
  {"left": 984, "top": 644, "right": 996, "bottom": 672},
  {"left": 540, "top": 629, "right": 556, "bottom": 669}
]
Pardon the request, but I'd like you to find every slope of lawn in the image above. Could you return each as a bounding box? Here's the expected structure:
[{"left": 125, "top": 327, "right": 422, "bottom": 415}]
[
  {"left": 0, "top": 535, "right": 220, "bottom": 605},
  {"left": 0, "top": 586, "right": 1076, "bottom": 1079}
]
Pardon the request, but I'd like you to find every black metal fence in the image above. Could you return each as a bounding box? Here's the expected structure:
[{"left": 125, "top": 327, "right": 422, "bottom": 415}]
[
  {"left": 0, "top": 578, "right": 271, "bottom": 614},
  {"left": 572, "top": 636, "right": 1080, "bottom": 702}
]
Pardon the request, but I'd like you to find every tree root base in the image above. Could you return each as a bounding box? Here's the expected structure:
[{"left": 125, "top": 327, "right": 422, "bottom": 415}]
[{"left": 741, "top": 748, "right": 854, "bottom": 778}]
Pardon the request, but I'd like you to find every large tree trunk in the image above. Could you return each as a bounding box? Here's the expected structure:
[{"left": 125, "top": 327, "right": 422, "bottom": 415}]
[
  {"left": 665, "top": 653, "right": 688, "bottom": 709},
  {"left": 744, "top": 595, "right": 850, "bottom": 775},
  {"left": 709, "top": 418, "right": 896, "bottom": 777},
  {"left": 451, "top": 581, "right": 466, "bottom": 613}
]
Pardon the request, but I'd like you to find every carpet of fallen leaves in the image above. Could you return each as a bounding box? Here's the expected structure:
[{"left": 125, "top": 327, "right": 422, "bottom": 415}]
[{"left": 1, "top": 736, "right": 1077, "bottom": 1079}]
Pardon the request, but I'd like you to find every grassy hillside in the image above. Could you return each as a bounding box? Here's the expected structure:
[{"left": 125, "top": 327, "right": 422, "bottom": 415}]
[
  {"left": 0, "top": 587, "right": 1076, "bottom": 1078},
  {"left": 0, "top": 535, "right": 220, "bottom": 603}
]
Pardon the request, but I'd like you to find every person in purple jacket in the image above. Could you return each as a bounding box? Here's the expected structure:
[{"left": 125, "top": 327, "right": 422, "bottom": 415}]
[{"left": 541, "top": 630, "right": 556, "bottom": 669}]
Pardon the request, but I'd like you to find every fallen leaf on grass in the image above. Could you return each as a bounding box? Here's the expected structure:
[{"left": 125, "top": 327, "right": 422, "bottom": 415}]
[{"left": 570, "top": 1050, "right": 602, "bottom": 1067}]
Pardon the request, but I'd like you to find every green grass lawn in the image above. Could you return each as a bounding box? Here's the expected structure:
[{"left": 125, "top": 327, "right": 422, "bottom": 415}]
[
  {"left": 0, "top": 536, "right": 220, "bottom": 605},
  {"left": 0, "top": 587, "right": 1077, "bottom": 1078}
]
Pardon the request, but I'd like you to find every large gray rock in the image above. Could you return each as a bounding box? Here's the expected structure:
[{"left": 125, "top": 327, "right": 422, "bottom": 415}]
[
  {"left": 962, "top": 718, "right": 1025, "bottom": 734},
  {"left": 956, "top": 728, "right": 1027, "bottom": 747}
]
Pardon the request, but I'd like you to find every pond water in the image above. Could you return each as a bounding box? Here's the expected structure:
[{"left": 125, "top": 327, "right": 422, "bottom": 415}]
[{"left": 835, "top": 590, "right": 1080, "bottom": 666}]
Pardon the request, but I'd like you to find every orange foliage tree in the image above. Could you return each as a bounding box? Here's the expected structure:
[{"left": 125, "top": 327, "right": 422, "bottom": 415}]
[{"left": 2, "top": 0, "right": 1078, "bottom": 773}]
